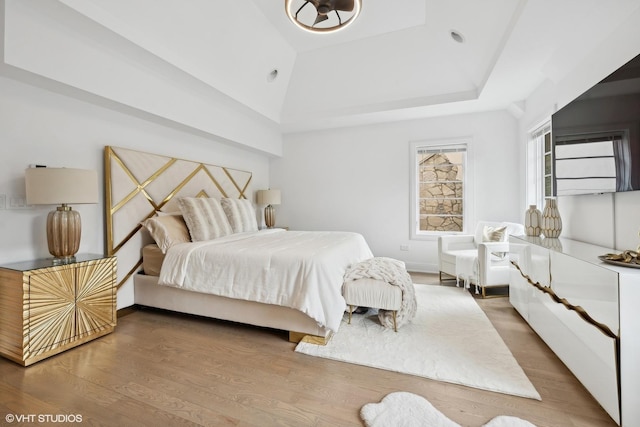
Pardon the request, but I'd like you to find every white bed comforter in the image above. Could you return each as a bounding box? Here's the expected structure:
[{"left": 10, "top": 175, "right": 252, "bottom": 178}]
[{"left": 159, "top": 229, "right": 373, "bottom": 332}]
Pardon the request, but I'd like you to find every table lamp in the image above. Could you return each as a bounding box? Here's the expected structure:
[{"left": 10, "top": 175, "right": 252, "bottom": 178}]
[
  {"left": 256, "top": 189, "right": 281, "bottom": 228},
  {"left": 25, "top": 167, "right": 99, "bottom": 264}
]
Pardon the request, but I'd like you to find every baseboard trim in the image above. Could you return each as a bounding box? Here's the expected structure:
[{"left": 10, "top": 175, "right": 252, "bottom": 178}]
[
  {"left": 116, "top": 306, "right": 138, "bottom": 318},
  {"left": 404, "top": 261, "right": 438, "bottom": 274}
]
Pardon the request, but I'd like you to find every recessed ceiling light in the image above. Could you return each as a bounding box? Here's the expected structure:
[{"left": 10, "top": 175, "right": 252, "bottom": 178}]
[
  {"left": 450, "top": 30, "right": 465, "bottom": 44},
  {"left": 267, "top": 69, "right": 278, "bottom": 83}
]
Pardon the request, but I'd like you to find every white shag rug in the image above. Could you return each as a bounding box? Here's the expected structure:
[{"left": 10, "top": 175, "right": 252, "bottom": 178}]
[
  {"left": 296, "top": 285, "right": 540, "bottom": 400},
  {"left": 361, "top": 392, "right": 537, "bottom": 427}
]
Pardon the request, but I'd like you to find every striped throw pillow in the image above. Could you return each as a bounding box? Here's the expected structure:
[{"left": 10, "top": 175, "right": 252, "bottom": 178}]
[
  {"left": 178, "top": 197, "right": 233, "bottom": 241},
  {"left": 221, "top": 198, "right": 258, "bottom": 233}
]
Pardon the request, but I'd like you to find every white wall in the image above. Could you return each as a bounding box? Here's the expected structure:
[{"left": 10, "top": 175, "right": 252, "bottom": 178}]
[
  {"left": 271, "top": 110, "right": 520, "bottom": 273},
  {"left": 0, "top": 75, "right": 271, "bottom": 307},
  {"left": 517, "top": 8, "right": 640, "bottom": 251},
  {"left": 3, "top": 0, "right": 283, "bottom": 156},
  {"left": 1, "top": 0, "right": 276, "bottom": 309}
]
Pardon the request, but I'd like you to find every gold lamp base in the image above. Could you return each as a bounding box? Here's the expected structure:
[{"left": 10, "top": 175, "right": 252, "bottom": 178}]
[
  {"left": 264, "top": 204, "right": 276, "bottom": 228},
  {"left": 47, "top": 205, "right": 81, "bottom": 264}
]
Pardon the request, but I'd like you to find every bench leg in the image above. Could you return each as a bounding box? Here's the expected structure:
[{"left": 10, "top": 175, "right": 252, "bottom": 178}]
[
  {"left": 348, "top": 305, "right": 354, "bottom": 324},
  {"left": 392, "top": 310, "right": 397, "bottom": 332}
]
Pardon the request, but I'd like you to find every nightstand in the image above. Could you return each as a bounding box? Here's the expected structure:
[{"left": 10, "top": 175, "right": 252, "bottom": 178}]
[{"left": 0, "top": 254, "right": 117, "bottom": 366}]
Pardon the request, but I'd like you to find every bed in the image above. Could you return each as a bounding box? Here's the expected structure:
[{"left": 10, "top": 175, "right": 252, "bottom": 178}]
[{"left": 105, "top": 146, "right": 373, "bottom": 343}]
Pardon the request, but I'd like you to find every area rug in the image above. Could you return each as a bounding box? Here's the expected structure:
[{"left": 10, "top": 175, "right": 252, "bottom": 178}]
[
  {"left": 361, "top": 392, "right": 537, "bottom": 427},
  {"left": 295, "top": 285, "right": 541, "bottom": 400}
]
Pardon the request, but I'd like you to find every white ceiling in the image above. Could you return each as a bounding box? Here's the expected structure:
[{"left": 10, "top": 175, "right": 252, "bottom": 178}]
[{"left": 44, "top": 0, "right": 640, "bottom": 133}]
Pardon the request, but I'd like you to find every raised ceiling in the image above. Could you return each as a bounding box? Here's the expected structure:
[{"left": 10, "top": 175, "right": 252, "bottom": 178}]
[{"left": 5, "top": 0, "right": 640, "bottom": 135}]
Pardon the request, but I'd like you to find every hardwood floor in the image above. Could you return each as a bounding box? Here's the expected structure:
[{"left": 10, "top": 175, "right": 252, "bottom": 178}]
[{"left": 0, "top": 273, "right": 616, "bottom": 427}]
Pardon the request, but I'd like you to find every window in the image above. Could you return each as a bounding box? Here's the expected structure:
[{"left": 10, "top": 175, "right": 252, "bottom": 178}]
[
  {"left": 554, "top": 131, "right": 630, "bottom": 195},
  {"left": 527, "top": 122, "right": 551, "bottom": 209},
  {"left": 410, "top": 140, "right": 469, "bottom": 239},
  {"left": 528, "top": 122, "right": 631, "bottom": 201},
  {"left": 543, "top": 130, "right": 553, "bottom": 199}
]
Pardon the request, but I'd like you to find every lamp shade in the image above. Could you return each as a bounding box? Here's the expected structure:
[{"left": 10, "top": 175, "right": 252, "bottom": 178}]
[
  {"left": 256, "top": 189, "right": 281, "bottom": 206},
  {"left": 26, "top": 168, "right": 98, "bottom": 205}
]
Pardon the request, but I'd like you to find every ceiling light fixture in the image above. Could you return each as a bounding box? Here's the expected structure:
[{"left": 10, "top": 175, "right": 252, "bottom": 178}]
[{"left": 285, "top": 0, "right": 362, "bottom": 34}]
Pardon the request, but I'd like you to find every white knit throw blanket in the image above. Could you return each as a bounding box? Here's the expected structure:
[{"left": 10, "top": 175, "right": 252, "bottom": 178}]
[{"left": 343, "top": 257, "right": 417, "bottom": 329}]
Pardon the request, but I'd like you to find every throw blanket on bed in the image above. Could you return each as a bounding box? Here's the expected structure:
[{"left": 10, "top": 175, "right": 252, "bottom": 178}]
[
  {"left": 343, "top": 257, "right": 417, "bottom": 329},
  {"left": 159, "top": 229, "right": 373, "bottom": 333}
]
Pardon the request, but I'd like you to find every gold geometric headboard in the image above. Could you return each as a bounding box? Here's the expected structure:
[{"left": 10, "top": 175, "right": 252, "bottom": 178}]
[{"left": 104, "top": 146, "right": 252, "bottom": 291}]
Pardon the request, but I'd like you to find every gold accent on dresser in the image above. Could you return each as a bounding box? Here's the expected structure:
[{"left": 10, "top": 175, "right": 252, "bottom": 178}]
[
  {"left": 0, "top": 255, "right": 117, "bottom": 366},
  {"left": 510, "top": 260, "right": 617, "bottom": 340}
]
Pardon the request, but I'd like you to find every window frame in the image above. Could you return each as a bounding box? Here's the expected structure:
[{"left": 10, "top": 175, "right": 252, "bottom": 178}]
[
  {"left": 409, "top": 138, "right": 473, "bottom": 240},
  {"left": 526, "top": 121, "right": 551, "bottom": 210}
]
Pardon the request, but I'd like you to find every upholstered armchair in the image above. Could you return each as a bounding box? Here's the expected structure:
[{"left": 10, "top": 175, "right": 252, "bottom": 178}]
[{"left": 438, "top": 221, "right": 525, "bottom": 297}]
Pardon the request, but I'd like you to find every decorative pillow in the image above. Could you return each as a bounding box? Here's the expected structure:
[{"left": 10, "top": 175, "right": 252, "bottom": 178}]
[
  {"left": 482, "top": 225, "right": 507, "bottom": 242},
  {"left": 177, "top": 197, "right": 233, "bottom": 241},
  {"left": 140, "top": 214, "right": 191, "bottom": 253},
  {"left": 482, "top": 225, "right": 508, "bottom": 258},
  {"left": 221, "top": 198, "right": 258, "bottom": 233}
]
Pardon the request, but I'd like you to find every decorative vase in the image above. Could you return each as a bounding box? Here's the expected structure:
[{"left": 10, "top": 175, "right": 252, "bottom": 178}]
[
  {"left": 524, "top": 205, "right": 542, "bottom": 237},
  {"left": 541, "top": 198, "right": 562, "bottom": 238}
]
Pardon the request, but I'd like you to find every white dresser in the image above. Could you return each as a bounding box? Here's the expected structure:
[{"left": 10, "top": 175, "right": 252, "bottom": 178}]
[{"left": 509, "top": 236, "right": 640, "bottom": 426}]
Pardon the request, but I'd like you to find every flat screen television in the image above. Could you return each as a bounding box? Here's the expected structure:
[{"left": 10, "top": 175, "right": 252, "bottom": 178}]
[{"left": 551, "top": 53, "right": 640, "bottom": 196}]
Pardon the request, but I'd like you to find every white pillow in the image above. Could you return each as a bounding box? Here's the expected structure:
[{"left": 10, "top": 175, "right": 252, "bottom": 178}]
[
  {"left": 482, "top": 225, "right": 507, "bottom": 242},
  {"left": 221, "top": 198, "right": 258, "bottom": 233},
  {"left": 482, "top": 225, "right": 508, "bottom": 258},
  {"left": 177, "top": 197, "right": 233, "bottom": 241}
]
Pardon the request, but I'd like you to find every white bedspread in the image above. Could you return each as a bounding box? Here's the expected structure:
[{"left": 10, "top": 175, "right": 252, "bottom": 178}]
[{"left": 159, "top": 229, "right": 373, "bottom": 332}]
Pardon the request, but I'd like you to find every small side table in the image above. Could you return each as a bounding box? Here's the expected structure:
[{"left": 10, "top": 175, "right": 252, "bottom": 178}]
[{"left": 0, "top": 254, "right": 117, "bottom": 366}]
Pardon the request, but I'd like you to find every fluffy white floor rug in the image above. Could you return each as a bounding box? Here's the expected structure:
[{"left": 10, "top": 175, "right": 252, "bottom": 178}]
[
  {"left": 361, "top": 392, "right": 537, "bottom": 427},
  {"left": 295, "top": 285, "right": 540, "bottom": 400}
]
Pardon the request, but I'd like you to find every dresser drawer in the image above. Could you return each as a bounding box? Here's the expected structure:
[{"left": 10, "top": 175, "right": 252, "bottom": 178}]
[{"left": 529, "top": 287, "right": 618, "bottom": 424}]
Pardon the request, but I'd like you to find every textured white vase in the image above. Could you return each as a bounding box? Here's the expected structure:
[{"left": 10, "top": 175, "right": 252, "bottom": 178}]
[
  {"left": 524, "top": 205, "right": 542, "bottom": 237},
  {"left": 541, "top": 198, "right": 562, "bottom": 238}
]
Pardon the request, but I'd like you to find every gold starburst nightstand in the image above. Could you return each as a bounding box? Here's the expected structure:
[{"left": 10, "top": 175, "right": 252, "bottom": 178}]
[{"left": 0, "top": 254, "right": 117, "bottom": 366}]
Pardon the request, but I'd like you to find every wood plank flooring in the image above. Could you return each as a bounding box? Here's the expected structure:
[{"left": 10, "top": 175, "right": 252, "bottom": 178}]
[{"left": 0, "top": 273, "right": 616, "bottom": 426}]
